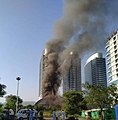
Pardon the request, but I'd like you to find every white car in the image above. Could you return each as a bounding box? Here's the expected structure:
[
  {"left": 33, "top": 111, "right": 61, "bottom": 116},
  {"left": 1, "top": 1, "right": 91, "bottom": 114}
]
[{"left": 16, "top": 109, "right": 38, "bottom": 120}]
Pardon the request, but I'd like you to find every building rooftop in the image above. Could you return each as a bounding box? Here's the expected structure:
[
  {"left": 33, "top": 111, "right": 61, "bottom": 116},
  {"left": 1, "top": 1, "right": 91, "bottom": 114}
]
[{"left": 85, "top": 53, "right": 102, "bottom": 65}]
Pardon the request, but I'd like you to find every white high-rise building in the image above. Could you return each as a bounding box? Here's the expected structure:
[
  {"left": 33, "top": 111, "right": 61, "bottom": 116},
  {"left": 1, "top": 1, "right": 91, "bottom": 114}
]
[
  {"left": 39, "top": 49, "right": 47, "bottom": 99},
  {"left": 84, "top": 53, "right": 107, "bottom": 87},
  {"left": 106, "top": 31, "right": 118, "bottom": 86},
  {"left": 39, "top": 55, "right": 44, "bottom": 99}
]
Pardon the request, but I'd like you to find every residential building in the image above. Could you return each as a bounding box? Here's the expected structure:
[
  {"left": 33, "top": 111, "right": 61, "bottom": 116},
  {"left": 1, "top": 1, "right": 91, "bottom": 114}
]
[{"left": 106, "top": 30, "right": 118, "bottom": 86}]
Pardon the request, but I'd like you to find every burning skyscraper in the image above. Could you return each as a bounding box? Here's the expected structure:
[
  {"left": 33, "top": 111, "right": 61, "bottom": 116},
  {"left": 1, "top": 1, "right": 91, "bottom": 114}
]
[
  {"left": 39, "top": 48, "right": 61, "bottom": 98},
  {"left": 63, "top": 52, "right": 81, "bottom": 93},
  {"left": 39, "top": 49, "right": 47, "bottom": 99},
  {"left": 39, "top": 0, "right": 111, "bottom": 100}
]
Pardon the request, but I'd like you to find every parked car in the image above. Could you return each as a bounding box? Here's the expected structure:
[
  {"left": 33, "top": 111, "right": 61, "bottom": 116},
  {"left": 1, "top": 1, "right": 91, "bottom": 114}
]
[
  {"left": 16, "top": 108, "right": 38, "bottom": 120},
  {"left": 1, "top": 109, "right": 15, "bottom": 120},
  {"left": 1, "top": 109, "right": 9, "bottom": 120}
]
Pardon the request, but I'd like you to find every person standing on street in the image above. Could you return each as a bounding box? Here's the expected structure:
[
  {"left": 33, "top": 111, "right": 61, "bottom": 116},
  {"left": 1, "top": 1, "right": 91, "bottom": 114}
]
[
  {"left": 57, "top": 111, "right": 61, "bottom": 120},
  {"left": 29, "top": 108, "right": 33, "bottom": 120},
  {"left": 62, "top": 110, "right": 65, "bottom": 120},
  {"left": 53, "top": 110, "right": 56, "bottom": 120}
]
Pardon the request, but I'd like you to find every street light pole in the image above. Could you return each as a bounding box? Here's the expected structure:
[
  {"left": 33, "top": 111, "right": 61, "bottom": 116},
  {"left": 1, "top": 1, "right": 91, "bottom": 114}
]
[{"left": 16, "top": 77, "right": 21, "bottom": 113}]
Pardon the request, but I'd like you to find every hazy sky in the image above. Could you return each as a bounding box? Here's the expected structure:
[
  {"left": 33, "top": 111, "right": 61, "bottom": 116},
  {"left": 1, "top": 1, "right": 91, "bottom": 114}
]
[{"left": 0, "top": 0, "right": 63, "bottom": 102}]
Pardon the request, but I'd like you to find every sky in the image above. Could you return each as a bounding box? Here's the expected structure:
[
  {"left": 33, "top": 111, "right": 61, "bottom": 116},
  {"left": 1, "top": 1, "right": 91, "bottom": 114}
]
[
  {"left": 0, "top": 0, "right": 63, "bottom": 102},
  {"left": 0, "top": 0, "right": 118, "bottom": 103}
]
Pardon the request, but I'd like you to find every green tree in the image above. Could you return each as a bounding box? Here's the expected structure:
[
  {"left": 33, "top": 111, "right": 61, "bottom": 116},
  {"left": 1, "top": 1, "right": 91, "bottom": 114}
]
[
  {"left": 34, "top": 104, "right": 45, "bottom": 112},
  {"left": 5, "top": 94, "right": 23, "bottom": 112},
  {"left": 107, "top": 84, "right": 118, "bottom": 105},
  {"left": 0, "top": 83, "right": 6, "bottom": 114},
  {"left": 23, "top": 104, "right": 34, "bottom": 109},
  {"left": 83, "top": 84, "right": 118, "bottom": 119},
  {"left": 0, "top": 84, "right": 6, "bottom": 97},
  {"left": 63, "top": 90, "right": 86, "bottom": 116},
  {"left": 0, "top": 103, "right": 3, "bottom": 112}
]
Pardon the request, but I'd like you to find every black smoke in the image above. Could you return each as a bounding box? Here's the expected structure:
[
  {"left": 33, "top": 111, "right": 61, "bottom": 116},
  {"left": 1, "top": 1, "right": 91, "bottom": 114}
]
[{"left": 42, "top": 0, "right": 118, "bottom": 98}]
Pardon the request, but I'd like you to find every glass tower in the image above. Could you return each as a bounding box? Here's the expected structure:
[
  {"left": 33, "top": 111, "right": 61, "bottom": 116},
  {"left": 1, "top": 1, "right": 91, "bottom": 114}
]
[
  {"left": 84, "top": 53, "right": 107, "bottom": 87},
  {"left": 63, "top": 53, "right": 81, "bottom": 93}
]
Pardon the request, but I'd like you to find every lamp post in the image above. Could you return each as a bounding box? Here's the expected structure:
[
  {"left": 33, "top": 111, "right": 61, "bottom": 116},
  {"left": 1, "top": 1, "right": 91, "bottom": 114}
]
[{"left": 16, "top": 77, "right": 21, "bottom": 113}]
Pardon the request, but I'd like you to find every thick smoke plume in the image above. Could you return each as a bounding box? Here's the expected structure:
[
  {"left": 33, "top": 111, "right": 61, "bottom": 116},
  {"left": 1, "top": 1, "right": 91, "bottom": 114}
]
[{"left": 42, "top": 0, "right": 110, "bottom": 98}]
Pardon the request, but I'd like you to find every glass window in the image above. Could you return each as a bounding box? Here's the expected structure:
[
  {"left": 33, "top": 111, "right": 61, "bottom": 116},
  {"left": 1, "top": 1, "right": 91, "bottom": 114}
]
[
  {"left": 117, "top": 74, "right": 118, "bottom": 77},
  {"left": 115, "top": 59, "right": 118, "bottom": 63},
  {"left": 113, "top": 36, "right": 116, "bottom": 40},
  {"left": 115, "top": 49, "right": 117, "bottom": 53},
  {"left": 116, "top": 64, "right": 118, "bottom": 67},
  {"left": 114, "top": 41, "right": 116, "bottom": 45},
  {"left": 116, "top": 69, "right": 118, "bottom": 72},
  {"left": 115, "top": 54, "right": 118, "bottom": 58},
  {"left": 114, "top": 45, "right": 117, "bottom": 49}
]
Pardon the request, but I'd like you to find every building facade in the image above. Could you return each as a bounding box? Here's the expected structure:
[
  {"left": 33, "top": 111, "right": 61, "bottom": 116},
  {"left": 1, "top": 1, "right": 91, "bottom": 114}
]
[
  {"left": 106, "top": 31, "right": 118, "bottom": 86},
  {"left": 84, "top": 53, "right": 107, "bottom": 87},
  {"left": 63, "top": 52, "right": 81, "bottom": 93},
  {"left": 39, "top": 49, "right": 46, "bottom": 99}
]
